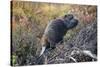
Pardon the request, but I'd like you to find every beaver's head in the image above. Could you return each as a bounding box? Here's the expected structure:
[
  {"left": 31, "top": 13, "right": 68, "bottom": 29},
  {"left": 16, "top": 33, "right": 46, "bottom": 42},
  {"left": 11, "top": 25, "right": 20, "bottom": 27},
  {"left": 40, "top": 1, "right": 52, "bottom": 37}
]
[{"left": 63, "top": 14, "right": 78, "bottom": 29}]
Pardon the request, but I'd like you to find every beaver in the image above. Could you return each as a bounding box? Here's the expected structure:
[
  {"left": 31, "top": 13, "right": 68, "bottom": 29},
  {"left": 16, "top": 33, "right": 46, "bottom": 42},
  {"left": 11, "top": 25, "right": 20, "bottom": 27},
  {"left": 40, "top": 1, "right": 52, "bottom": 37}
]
[{"left": 39, "top": 14, "right": 78, "bottom": 56}]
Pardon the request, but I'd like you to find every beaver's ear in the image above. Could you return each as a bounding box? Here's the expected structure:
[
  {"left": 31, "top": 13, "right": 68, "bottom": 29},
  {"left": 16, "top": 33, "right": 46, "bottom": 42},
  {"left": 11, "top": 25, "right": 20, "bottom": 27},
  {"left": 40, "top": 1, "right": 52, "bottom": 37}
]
[{"left": 64, "top": 14, "right": 67, "bottom": 18}]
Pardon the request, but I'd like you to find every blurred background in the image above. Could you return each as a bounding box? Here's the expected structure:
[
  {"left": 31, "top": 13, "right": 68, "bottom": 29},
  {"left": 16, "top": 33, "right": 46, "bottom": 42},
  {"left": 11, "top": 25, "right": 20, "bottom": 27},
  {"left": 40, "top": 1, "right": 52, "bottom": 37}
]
[{"left": 11, "top": 1, "right": 97, "bottom": 66}]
